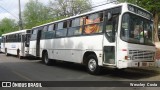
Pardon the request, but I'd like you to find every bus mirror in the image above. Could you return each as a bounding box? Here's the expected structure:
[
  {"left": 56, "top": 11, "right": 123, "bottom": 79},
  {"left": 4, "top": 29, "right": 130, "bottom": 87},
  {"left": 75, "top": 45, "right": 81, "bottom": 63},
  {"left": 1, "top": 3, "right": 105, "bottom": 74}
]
[{"left": 107, "top": 12, "right": 112, "bottom": 20}]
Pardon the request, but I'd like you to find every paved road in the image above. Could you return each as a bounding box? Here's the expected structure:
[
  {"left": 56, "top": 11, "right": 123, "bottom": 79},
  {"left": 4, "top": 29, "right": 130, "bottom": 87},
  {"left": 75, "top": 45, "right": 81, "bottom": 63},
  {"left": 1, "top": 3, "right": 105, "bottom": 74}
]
[{"left": 0, "top": 53, "right": 160, "bottom": 90}]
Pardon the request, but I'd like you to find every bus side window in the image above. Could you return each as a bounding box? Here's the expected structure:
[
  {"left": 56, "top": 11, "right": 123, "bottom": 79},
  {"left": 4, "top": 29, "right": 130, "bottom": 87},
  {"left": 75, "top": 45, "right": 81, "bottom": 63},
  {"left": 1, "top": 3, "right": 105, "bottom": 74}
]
[
  {"left": 46, "top": 24, "right": 56, "bottom": 39},
  {"left": 6, "top": 36, "right": 8, "bottom": 42},
  {"left": 30, "top": 28, "right": 38, "bottom": 41},
  {"left": 41, "top": 26, "right": 48, "bottom": 39},
  {"left": 105, "top": 15, "right": 118, "bottom": 42},
  {"left": 84, "top": 12, "right": 103, "bottom": 34},
  {"left": 56, "top": 21, "right": 67, "bottom": 37},
  {"left": 68, "top": 17, "right": 82, "bottom": 36}
]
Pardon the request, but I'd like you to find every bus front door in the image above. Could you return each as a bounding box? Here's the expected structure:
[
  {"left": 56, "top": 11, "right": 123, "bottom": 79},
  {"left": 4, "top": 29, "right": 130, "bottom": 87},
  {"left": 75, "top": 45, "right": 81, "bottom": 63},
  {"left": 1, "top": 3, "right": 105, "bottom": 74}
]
[{"left": 103, "top": 14, "right": 119, "bottom": 65}]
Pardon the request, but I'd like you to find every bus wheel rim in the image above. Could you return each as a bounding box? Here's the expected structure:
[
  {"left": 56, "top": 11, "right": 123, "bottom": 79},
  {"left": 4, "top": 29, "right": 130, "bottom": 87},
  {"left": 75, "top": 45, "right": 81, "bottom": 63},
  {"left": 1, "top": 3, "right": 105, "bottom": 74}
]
[{"left": 88, "top": 59, "right": 97, "bottom": 71}]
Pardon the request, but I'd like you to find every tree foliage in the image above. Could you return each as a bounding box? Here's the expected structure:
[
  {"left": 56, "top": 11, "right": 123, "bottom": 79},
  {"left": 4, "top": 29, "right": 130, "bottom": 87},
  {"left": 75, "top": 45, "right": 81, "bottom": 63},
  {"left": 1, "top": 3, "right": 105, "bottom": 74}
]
[
  {"left": 0, "top": 18, "right": 18, "bottom": 36},
  {"left": 49, "top": 0, "right": 92, "bottom": 17},
  {"left": 23, "top": 0, "right": 52, "bottom": 29},
  {"left": 118, "top": 0, "right": 160, "bottom": 41},
  {"left": 0, "top": 0, "right": 92, "bottom": 35}
]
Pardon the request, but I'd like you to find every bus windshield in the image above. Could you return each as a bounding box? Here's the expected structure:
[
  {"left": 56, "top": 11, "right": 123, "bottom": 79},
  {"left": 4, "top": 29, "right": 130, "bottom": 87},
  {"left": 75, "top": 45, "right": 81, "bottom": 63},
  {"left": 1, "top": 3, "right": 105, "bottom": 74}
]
[{"left": 121, "top": 13, "right": 154, "bottom": 46}]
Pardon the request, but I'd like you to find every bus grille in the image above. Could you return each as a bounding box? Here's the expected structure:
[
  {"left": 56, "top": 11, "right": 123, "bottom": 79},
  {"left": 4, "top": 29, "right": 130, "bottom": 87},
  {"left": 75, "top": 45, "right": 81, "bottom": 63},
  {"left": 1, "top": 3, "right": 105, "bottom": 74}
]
[{"left": 129, "top": 50, "right": 155, "bottom": 60}]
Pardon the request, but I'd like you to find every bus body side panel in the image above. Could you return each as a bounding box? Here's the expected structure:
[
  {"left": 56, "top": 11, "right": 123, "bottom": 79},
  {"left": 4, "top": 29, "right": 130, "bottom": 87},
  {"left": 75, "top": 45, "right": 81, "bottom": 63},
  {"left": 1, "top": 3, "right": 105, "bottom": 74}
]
[
  {"left": 50, "top": 35, "right": 103, "bottom": 66},
  {"left": 53, "top": 38, "right": 66, "bottom": 60},
  {"left": 40, "top": 40, "right": 45, "bottom": 58},
  {"left": 5, "top": 42, "right": 21, "bottom": 55},
  {"left": 48, "top": 39, "right": 54, "bottom": 59},
  {"left": 40, "top": 39, "right": 53, "bottom": 59}
]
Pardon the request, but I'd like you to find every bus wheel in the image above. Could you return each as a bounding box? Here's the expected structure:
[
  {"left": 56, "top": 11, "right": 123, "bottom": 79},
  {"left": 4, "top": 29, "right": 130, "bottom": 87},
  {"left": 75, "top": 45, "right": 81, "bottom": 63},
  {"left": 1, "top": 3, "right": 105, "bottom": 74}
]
[
  {"left": 87, "top": 54, "right": 100, "bottom": 75},
  {"left": 43, "top": 52, "right": 52, "bottom": 65}
]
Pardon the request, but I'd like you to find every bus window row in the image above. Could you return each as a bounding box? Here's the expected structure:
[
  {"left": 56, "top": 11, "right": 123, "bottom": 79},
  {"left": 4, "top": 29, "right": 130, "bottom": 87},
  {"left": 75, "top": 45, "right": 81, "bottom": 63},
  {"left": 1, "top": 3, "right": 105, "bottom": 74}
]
[
  {"left": 31, "top": 12, "right": 104, "bottom": 40},
  {"left": 5, "top": 33, "right": 22, "bottom": 42}
]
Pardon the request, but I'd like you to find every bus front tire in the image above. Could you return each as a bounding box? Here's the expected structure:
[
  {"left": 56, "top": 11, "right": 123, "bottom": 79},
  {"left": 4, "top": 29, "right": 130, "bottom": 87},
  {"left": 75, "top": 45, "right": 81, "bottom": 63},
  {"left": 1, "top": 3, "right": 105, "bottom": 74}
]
[
  {"left": 43, "top": 52, "right": 52, "bottom": 65},
  {"left": 86, "top": 54, "right": 100, "bottom": 75}
]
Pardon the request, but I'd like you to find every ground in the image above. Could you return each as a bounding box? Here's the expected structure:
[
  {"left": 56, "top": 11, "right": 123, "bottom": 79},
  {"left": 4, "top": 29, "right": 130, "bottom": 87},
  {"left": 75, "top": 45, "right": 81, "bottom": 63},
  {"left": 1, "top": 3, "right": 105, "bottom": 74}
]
[{"left": 0, "top": 53, "right": 160, "bottom": 90}]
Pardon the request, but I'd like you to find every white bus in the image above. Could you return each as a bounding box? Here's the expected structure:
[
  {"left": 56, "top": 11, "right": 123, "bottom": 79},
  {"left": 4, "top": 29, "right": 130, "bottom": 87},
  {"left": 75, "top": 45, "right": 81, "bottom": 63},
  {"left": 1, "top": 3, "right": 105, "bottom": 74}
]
[
  {"left": 1, "top": 29, "right": 31, "bottom": 59},
  {"left": 0, "top": 37, "right": 2, "bottom": 52},
  {"left": 29, "top": 3, "right": 156, "bottom": 74}
]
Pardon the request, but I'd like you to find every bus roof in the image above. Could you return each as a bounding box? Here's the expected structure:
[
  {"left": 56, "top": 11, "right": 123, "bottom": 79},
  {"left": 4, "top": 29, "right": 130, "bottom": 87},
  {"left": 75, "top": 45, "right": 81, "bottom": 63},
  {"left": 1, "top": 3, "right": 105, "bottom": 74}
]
[
  {"left": 32, "top": 3, "right": 151, "bottom": 29},
  {"left": 2, "top": 29, "right": 30, "bottom": 36}
]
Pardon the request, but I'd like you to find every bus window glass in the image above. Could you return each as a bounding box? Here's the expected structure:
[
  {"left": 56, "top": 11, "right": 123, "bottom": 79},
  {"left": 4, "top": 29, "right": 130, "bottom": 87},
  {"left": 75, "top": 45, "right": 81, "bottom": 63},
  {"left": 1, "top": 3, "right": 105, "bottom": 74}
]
[
  {"left": 43, "top": 26, "right": 48, "bottom": 31},
  {"left": 25, "top": 34, "right": 30, "bottom": 47},
  {"left": 30, "top": 28, "right": 38, "bottom": 40},
  {"left": 105, "top": 15, "right": 118, "bottom": 42},
  {"left": 121, "top": 13, "right": 154, "bottom": 45},
  {"left": 56, "top": 21, "right": 67, "bottom": 37},
  {"left": 48, "top": 24, "right": 54, "bottom": 31},
  {"left": 45, "top": 24, "right": 55, "bottom": 39},
  {"left": 84, "top": 12, "right": 103, "bottom": 34},
  {"left": 68, "top": 18, "right": 83, "bottom": 36},
  {"left": 57, "top": 22, "right": 63, "bottom": 30},
  {"left": 143, "top": 21, "right": 153, "bottom": 45}
]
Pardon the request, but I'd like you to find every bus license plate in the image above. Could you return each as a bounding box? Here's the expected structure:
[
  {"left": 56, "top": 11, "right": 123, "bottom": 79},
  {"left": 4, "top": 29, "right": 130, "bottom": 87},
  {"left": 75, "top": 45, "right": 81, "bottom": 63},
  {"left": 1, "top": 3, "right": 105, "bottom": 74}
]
[{"left": 142, "top": 62, "right": 147, "bottom": 67}]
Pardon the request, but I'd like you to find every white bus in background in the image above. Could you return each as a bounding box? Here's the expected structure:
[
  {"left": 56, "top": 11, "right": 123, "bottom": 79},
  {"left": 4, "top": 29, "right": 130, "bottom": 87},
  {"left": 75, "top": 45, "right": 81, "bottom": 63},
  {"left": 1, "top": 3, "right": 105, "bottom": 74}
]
[
  {"left": 0, "top": 37, "right": 2, "bottom": 52},
  {"left": 1, "top": 29, "right": 31, "bottom": 59},
  {"left": 29, "top": 3, "right": 156, "bottom": 74}
]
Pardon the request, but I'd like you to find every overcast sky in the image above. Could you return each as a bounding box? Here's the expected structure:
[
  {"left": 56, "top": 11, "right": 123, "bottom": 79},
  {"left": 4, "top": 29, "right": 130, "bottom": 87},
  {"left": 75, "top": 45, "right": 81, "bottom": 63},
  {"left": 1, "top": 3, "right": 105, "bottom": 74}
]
[{"left": 0, "top": 0, "right": 112, "bottom": 21}]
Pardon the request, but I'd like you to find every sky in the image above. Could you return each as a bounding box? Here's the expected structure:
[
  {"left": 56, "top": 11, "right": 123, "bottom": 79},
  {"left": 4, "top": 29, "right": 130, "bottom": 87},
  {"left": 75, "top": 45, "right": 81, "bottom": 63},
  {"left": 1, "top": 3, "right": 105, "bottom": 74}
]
[{"left": 0, "top": 0, "right": 115, "bottom": 21}]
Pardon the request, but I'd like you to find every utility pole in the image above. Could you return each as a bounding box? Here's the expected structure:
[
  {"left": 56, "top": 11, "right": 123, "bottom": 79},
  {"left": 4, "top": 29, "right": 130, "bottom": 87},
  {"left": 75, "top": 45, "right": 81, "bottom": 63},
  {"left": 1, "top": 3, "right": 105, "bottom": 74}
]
[{"left": 19, "top": 0, "right": 23, "bottom": 30}]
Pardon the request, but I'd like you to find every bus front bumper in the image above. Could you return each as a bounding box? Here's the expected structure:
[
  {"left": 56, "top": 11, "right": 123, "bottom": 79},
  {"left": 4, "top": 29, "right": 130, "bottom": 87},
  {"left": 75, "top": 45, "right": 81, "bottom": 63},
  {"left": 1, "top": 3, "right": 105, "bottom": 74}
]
[{"left": 117, "top": 60, "right": 155, "bottom": 69}]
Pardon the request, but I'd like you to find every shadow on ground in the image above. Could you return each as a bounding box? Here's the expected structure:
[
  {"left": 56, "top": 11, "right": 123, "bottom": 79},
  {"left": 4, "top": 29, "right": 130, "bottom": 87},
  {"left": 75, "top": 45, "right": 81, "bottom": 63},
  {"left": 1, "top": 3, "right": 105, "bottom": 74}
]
[
  {"left": 36, "top": 60, "right": 160, "bottom": 80},
  {"left": 1, "top": 53, "right": 159, "bottom": 80}
]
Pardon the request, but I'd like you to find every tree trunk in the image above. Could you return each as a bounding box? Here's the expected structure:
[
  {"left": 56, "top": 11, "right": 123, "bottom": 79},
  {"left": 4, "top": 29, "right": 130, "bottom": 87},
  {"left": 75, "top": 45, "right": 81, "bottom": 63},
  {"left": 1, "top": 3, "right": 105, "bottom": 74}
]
[{"left": 153, "top": 12, "right": 159, "bottom": 42}]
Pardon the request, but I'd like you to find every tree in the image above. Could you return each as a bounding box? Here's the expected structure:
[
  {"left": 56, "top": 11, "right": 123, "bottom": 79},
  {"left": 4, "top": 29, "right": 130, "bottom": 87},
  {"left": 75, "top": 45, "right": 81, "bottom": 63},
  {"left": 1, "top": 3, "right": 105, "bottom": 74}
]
[
  {"left": 0, "top": 18, "right": 18, "bottom": 36},
  {"left": 49, "top": 0, "right": 92, "bottom": 17},
  {"left": 118, "top": 0, "right": 160, "bottom": 42},
  {"left": 23, "top": 0, "right": 52, "bottom": 29}
]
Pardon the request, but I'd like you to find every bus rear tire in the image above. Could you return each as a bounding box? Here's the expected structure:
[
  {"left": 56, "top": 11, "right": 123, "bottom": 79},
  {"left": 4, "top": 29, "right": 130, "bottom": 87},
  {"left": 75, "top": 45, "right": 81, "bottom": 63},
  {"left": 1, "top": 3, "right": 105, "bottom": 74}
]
[
  {"left": 43, "top": 52, "right": 52, "bottom": 65},
  {"left": 86, "top": 54, "right": 100, "bottom": 75}
]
